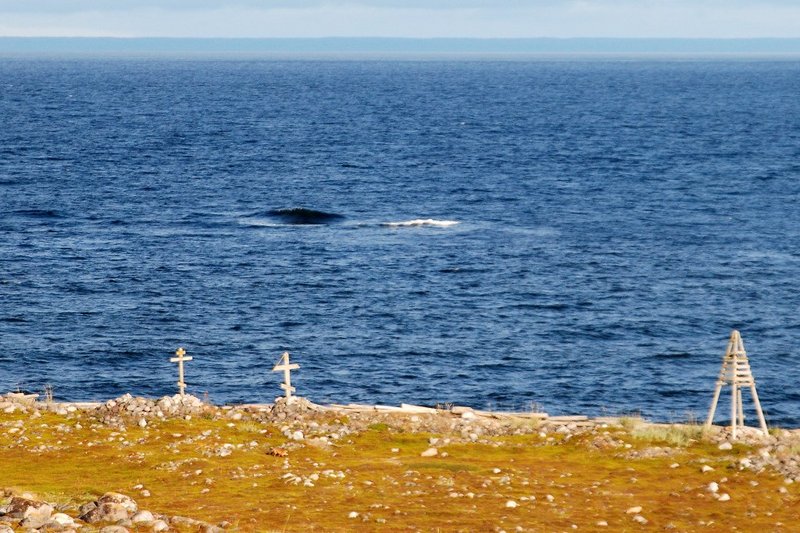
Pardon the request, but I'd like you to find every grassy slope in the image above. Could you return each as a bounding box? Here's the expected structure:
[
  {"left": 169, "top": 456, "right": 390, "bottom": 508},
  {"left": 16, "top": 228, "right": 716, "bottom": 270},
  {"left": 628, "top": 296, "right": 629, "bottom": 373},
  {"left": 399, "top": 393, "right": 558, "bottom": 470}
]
[{"left": 1, "top": 410, "right": 797, "bottom": 532}]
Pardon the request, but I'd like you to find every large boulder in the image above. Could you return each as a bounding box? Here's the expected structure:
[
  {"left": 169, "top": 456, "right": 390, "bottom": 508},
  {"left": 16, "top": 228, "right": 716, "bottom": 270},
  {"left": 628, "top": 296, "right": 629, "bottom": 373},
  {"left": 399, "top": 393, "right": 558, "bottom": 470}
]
[
  {"left": 19, "top": 504, "right": 54, "bottom": 529},
  {"left": 79, "top": 493, "right": 137, "bottom": 523},
  {"left": 3, "top": 496, "right": 52, "bottom": 519}
]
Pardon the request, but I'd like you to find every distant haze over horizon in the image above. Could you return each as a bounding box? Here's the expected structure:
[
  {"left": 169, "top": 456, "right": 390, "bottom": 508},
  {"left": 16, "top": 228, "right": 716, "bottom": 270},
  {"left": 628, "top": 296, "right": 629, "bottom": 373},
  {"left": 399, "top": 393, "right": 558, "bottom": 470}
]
[
  {"left": 3, "top": 37, "right": 800, "bottom": 56},
  {"left": 1, "top": 1, "right": 799, "bottom": 40}
]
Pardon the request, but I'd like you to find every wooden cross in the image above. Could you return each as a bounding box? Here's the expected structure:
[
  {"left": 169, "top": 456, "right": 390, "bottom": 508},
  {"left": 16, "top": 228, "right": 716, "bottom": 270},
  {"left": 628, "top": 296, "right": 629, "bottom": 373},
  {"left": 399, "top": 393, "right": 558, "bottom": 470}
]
[
  {"left": 170, "top": 347, "right": 193, "bottom": 397},
  {"left": 704, "top": 330, "right": 768, "bottom": 439},
  {"left": 273, "top": 351, "right": 300, "bottom": 399}
]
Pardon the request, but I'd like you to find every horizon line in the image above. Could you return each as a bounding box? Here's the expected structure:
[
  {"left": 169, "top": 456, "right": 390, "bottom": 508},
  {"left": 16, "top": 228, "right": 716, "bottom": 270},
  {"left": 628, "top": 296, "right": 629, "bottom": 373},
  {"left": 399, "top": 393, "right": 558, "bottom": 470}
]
[{"left": 3, "top": 37, "right": 800, "bottom": 55}]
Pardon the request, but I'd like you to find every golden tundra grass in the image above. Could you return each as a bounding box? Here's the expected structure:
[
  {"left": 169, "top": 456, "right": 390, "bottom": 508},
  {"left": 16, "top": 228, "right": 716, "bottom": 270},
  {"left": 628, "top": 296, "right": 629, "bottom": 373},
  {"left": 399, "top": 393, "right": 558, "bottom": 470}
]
[{"left": 1, "top": 410, "right": 798, "bottom": 532}]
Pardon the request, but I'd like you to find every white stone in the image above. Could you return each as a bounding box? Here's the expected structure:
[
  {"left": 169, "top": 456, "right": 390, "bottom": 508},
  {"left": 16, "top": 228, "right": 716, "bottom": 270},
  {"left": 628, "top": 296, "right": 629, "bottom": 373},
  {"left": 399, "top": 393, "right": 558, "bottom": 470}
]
[
  {"left": 505, "top": 500, "right": 518, "bottom": 508},
  {"left": 701, "top": 465, "right": 714, "bottom": 473},
  {"left": 633, "top": 515, "right": 648, "bottom": 524},
  {"left": 718, "top": 442, "right": 733, "bottom": 451},
  {"left": 492, "top": 468, "right": 502, "bottom": 474},
  {"left": 132, "top": 510, "right": 155, "bottom": 523},
  {"left": 292, "top": 430, "right": 304, "bottom": 441},
  {"left": 707, "top": 482, "right": 719, "bottom": 493},
  {"left": 718, "top": 493, "right": 731, "bottom": 502},
  {"left": 51, "top": 513, "right": 75, "bottom": 526},
  {"left": 670, "top": 463, "right": 680, "bottom": 469},
  {"left": 626, "top": 506, "right": 642, "bottom": 514},
  {"left": 546, "top": 494, "right": 555, "bottom": 502},
  {"left": 461, "top": 411, "right": 476, "bottom": 420},
  {"left": 348, "top": 511, "right": 359, "bottom": 519},
  {"left": 152, "top": 519, "right": 169, "bottom": 532},
  {"left": 596, "top": 520, "right": 608, "bottom": 527},
  {"left": 138, "top": 419, "right": 147, "bottom": 428},
  {"left": 420, "top": 447, "right": 438, "bottom": 457}
]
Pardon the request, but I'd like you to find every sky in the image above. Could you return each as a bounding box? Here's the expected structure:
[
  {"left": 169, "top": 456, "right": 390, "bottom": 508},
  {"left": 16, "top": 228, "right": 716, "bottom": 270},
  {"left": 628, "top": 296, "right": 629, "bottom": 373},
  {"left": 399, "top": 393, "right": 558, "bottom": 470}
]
[{"left": 1, "top": 0, "right": 800, "bottom": 39}]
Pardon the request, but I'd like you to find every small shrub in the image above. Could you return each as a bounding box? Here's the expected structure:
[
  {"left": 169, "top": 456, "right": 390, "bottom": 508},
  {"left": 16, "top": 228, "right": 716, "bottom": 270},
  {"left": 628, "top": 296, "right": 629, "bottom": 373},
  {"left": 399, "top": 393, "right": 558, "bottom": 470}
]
[{"left": 630, "top": 424, "right": 705, "bottom": 446}]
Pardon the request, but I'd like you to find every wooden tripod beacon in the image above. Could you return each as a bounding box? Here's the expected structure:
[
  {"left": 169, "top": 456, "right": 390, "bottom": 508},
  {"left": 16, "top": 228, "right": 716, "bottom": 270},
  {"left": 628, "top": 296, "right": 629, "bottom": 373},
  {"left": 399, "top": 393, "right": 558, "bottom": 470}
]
[{"left": 704, "top": 330, "right": 768, "bottom": 439}]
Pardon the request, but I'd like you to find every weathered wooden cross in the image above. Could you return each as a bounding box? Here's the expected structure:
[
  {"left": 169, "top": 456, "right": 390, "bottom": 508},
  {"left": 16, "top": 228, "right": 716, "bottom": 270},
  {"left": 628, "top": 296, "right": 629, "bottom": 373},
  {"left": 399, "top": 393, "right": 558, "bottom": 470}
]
[
  {"left": 170, "top": 347, "right": 193, "bottom": 397},
  {"left": 273, "top": 351, "right": 300, "bottom": 399},
  {"left": 704, "top": 330, "right": 768, "bottom": 439}
]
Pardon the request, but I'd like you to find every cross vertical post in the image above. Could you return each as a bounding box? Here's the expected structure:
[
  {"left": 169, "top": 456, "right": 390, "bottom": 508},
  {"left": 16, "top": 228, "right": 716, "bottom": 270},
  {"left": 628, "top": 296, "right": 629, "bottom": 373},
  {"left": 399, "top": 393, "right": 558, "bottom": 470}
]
[
  {"left": 170, "top": 347, "right": 193, "bottom": 397},
  {"left": 272, "top": 351, "right": 300, "bottom": 399}
]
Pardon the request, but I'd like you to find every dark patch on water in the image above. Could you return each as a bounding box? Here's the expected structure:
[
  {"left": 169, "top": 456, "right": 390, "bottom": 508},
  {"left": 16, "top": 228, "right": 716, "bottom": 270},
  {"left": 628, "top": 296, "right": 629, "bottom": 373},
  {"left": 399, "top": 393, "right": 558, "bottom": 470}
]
[
  {"left": 654, "top": 352, "right": 695, "bottom": 359},
  {"left": 263, "top": 208, "right": 345, "bottom": 225},
  {"left": 14, "top": 209, "right": 62, "bottom": 219}
]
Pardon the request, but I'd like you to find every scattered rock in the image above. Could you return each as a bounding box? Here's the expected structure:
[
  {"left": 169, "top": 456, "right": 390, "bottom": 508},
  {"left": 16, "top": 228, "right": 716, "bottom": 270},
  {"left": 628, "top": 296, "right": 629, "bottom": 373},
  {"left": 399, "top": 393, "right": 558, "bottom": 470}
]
[
  {"left": 79, "top": 493, "right": 138, "bottom": 523},
  {"left": 420, "top": 447, "right": 438, "bottom": 457},
  {"left": 132, "top": 510, "right": 155, "bottom": 523},
  {"left": 50, "top": 512, "right": 76, "bottom": 527},
  {"left": 151, "top": 520, "right": 170, "bottom": 532},
  {"left": 99, "top": 526, "right": 130, "bottom": 533},
  {"left": 19, "top": 503, "right": 54, "bottom": 529}
]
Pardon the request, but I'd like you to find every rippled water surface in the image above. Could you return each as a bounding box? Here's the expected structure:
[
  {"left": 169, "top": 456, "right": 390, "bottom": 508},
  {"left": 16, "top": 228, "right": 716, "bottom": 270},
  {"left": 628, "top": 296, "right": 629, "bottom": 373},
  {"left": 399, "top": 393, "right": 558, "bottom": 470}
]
[{"left": 1, "top": 57, "right": 799, "bottom": 424}]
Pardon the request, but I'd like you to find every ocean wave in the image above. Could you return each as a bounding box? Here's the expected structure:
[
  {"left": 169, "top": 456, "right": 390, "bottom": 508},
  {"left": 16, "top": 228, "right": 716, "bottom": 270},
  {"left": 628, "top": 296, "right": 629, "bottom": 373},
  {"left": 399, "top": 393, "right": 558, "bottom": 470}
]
[{"left": 382, "top": 219, "right": 459, "bottom": 228}]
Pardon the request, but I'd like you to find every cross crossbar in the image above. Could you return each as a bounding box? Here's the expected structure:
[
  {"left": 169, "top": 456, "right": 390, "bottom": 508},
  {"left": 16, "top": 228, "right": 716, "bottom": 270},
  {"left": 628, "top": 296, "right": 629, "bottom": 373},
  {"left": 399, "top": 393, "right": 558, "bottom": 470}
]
[{"left": 273, "top": 351, "right": 300, "bottom": 399}]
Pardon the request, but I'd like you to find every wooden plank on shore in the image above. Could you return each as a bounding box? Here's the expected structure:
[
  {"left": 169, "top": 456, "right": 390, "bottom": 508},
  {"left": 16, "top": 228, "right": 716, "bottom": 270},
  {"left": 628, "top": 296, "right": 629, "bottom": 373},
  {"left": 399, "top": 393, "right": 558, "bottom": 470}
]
[
  {"left": 472, "top": 409, "right": 549, "bottom": 419},
  {"left": 546, "top": 415, "right": 589, "bottom": 422},
  {"left": 513, "top": 412, "right": 549, "bottom": 419},
  {"left": 328, "top": 403, "right": 377, "bottom": 411},
  {"left": 400, "top": 403, "right": 439, "bottom": 414},
  {"left": 374, "top": 405, "right": 407, "bottom": 411}
]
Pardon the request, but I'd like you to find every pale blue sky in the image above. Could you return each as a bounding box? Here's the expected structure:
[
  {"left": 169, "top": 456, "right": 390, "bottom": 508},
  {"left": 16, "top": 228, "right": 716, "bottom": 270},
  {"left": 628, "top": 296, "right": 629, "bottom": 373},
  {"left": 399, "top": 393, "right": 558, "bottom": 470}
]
[{"left": 1, "top": 1, "right": 799, "bottom": 38}]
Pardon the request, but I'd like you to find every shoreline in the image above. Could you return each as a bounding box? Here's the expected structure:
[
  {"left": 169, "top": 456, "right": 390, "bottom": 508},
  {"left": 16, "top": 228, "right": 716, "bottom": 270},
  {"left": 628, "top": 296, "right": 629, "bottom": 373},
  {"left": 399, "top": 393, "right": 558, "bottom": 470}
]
[
  {"left": 1, "top": 390, "right": 791, "bottom": 433},
  {"left": 3, "top": 390, "right": 800, "bottom": 531}
]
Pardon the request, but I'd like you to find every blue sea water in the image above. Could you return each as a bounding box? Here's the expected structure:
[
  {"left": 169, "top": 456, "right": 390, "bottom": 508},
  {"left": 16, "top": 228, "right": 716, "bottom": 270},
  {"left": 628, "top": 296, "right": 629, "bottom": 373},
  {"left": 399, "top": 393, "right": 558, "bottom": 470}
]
[{"left": 1, "top": 56, "right": 800, "bottom": 425}]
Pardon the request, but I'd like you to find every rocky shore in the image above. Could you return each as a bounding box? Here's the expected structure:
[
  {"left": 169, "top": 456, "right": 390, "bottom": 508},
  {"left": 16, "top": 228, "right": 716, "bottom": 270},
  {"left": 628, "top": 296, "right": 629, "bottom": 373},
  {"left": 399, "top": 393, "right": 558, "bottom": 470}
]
[{"left": 2, "top": 391, "right": 800, "bottom": 531}]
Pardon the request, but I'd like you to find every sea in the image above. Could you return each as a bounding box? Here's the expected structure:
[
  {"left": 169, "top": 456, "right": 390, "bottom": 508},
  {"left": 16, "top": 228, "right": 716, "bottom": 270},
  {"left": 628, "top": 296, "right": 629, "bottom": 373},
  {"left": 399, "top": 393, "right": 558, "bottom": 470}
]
[{"left": 1, "top": 56, "right": 800, "bottom": 425}]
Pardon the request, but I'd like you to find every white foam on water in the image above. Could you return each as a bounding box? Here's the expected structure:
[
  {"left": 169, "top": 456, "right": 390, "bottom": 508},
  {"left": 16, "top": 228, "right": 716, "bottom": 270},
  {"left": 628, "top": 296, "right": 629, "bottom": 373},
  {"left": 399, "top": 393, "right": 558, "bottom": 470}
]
[{"left": 382, "top": 219, "right": 460, "bottom": 228}]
